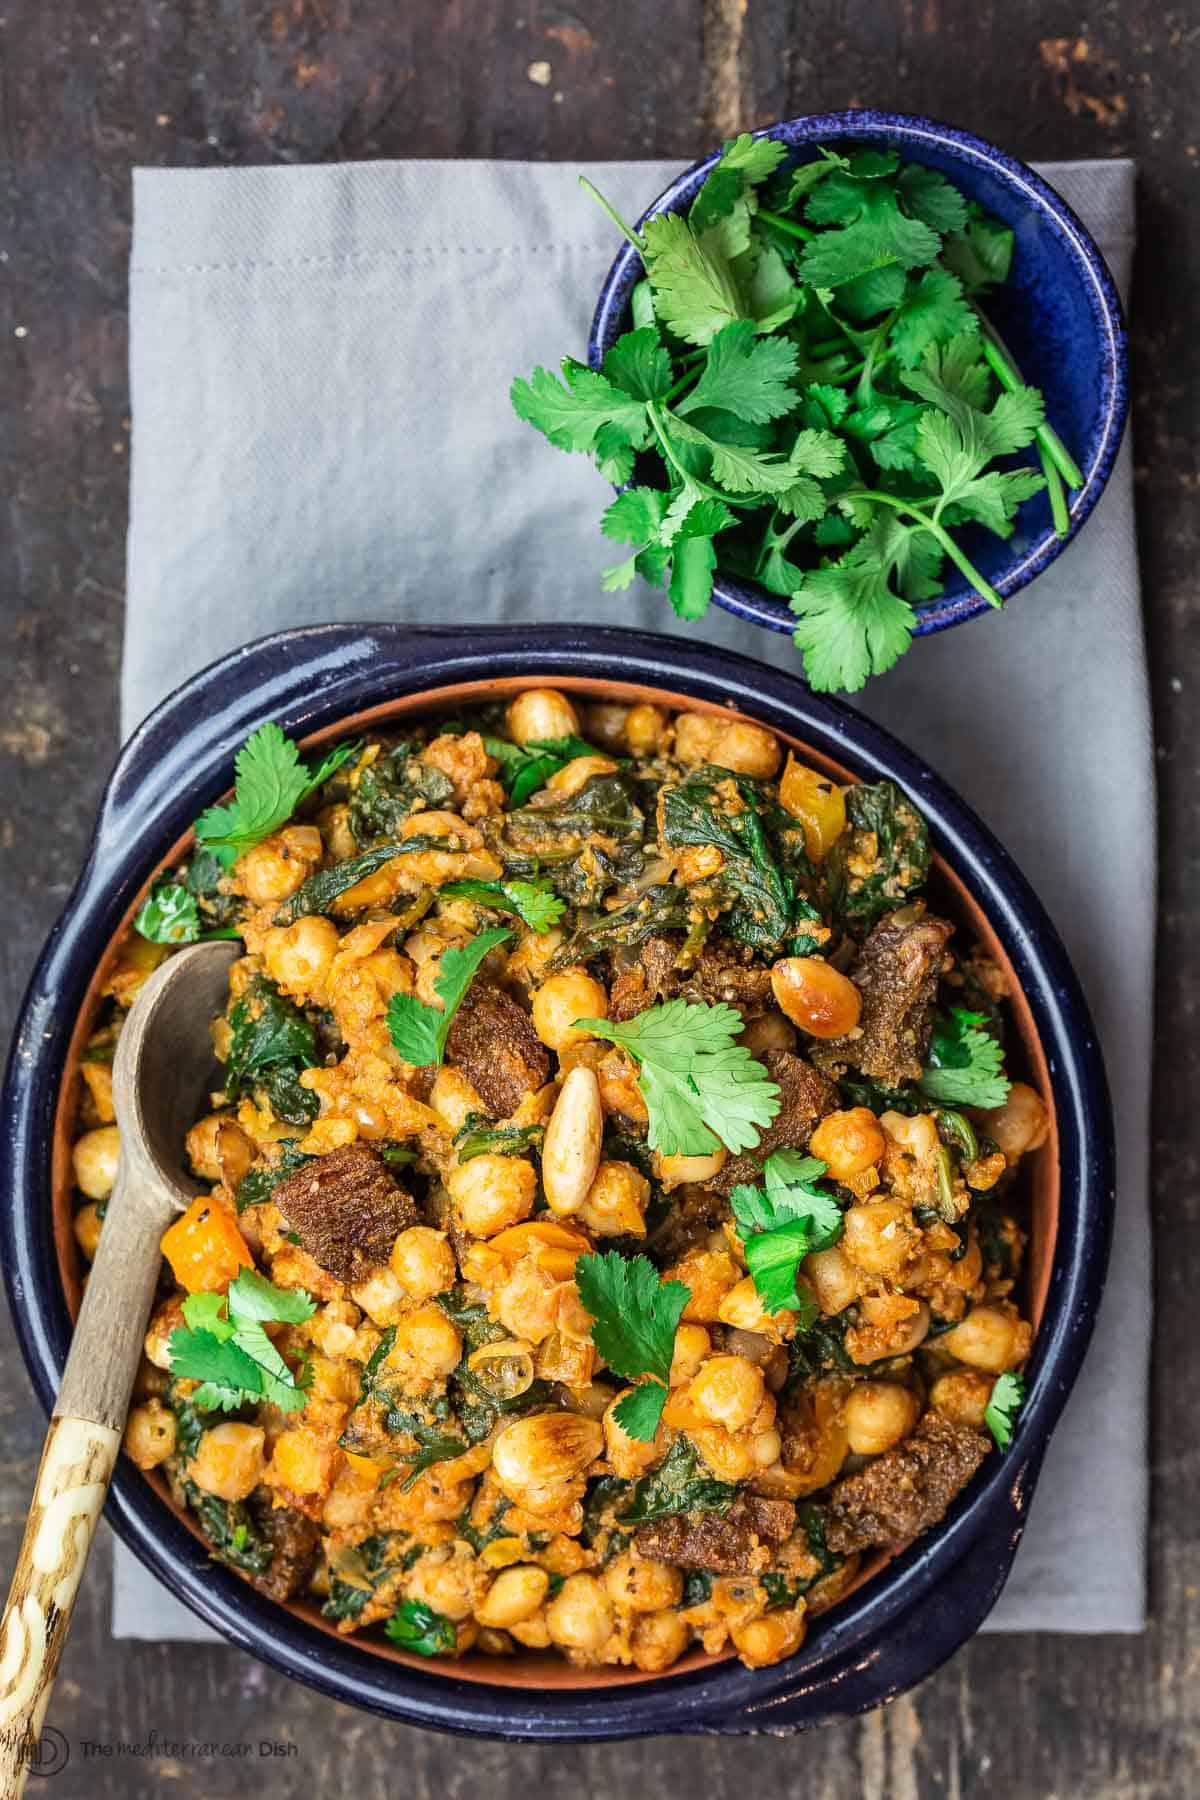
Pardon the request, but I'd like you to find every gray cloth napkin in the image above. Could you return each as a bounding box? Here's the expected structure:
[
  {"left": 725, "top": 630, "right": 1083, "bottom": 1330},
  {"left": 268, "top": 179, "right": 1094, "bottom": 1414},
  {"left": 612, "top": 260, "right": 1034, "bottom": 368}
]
[{"left": 116, "top": 156, "right": 1147, "bottom": 1640}]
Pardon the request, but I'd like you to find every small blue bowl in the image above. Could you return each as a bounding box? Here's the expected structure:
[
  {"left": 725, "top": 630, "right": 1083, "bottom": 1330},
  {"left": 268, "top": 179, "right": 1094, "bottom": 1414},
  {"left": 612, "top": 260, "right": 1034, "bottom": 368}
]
[{"left": 589, "top": 109, "right": 1128, "bottom": 642}]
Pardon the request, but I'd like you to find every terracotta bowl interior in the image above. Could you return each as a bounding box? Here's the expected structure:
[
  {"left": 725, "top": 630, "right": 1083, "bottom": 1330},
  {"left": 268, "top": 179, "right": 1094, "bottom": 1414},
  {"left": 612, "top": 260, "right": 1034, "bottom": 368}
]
[{"left": 51, "top": 676, "right": 1059, "bottom": 1692}]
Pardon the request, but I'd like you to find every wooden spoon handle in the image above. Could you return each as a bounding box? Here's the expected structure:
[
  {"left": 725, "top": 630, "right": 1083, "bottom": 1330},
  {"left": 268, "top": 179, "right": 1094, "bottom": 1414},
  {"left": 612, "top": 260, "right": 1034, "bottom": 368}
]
[{"left": 0, "top": 1164, "right": 173, "bottom": 1797}]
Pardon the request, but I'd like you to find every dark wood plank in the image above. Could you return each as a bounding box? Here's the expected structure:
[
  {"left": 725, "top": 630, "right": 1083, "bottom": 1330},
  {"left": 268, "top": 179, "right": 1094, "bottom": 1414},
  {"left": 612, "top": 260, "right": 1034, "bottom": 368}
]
[{"left": 0, "top": 3, "right": 1195, "bottom": 1794}]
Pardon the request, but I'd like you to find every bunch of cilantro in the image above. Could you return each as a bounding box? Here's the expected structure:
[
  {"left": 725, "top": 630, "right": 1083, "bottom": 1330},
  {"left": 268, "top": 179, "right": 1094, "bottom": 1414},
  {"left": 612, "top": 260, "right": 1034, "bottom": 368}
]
[{"left": 512, "top": 135, "right": 1082, "bottom": 694}]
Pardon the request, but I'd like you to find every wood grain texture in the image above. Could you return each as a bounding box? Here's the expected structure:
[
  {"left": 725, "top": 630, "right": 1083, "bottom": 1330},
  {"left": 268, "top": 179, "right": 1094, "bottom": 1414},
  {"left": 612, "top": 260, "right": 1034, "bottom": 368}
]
[{"left": 0, "top": 2, "right": 1195, "bottom": 1795}]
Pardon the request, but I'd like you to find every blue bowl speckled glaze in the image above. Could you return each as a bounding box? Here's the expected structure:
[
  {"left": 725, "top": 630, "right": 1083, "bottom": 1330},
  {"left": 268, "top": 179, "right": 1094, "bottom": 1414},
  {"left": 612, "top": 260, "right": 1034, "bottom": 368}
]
[
  {"left": 589, "top": 110, "right": 1129, "bottom": 641},
  {"left": 0, "top": 625, "right": 1113, "bottom": 1738}
]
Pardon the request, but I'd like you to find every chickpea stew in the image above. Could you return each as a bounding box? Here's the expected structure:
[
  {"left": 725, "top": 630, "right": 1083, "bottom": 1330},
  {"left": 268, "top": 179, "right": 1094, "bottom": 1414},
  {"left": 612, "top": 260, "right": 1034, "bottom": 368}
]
[{"left": 73, "top": 688, "right": 1048, "bottom": 1677}]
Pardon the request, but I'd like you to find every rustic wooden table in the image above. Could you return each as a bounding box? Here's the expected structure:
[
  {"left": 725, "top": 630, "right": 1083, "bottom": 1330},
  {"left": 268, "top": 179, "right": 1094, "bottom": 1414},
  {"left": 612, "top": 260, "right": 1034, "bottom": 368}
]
[{"left": 1, "top": 4, "right": 1195, "bottom": 1795}]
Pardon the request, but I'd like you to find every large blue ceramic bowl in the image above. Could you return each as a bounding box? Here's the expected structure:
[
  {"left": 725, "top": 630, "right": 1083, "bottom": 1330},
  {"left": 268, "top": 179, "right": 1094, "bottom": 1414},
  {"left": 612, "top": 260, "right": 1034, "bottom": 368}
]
[
  {"left": 589, "top": 110, "right": 1128, "bottom": 641},
  {"left": 0, "top": 625, "right": 1113, "bottom": 1738}
]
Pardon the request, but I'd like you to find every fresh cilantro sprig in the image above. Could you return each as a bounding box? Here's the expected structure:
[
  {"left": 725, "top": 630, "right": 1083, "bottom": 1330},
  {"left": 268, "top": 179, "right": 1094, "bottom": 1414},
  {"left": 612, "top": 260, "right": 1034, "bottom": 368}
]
[
  {"left": 984, "top": 1369, "right": 1026, "bottom": 1449},
  {"left": 577, "top": 999, "right": 780, "bottom": 1157},
  {"left": 134, "top": 882, "right": 242, "bottom": 946},
  {"left": 194, "top": 724, "right": 358, "bottom": 862},
  {"left": 513, "top": 136, "right": 1079, "bottom": 694},
  {"left": 920, "top": 1008, "right": 1011, "bottom": 1109},
  {"left": 440, "top": 878, "right": 565, "bottom": 934},
  {"left": 483, "top": 733, "right": 603, "bottom": 806},
  {"left": 730, "top": 1151, "right": 844, "bottom": 1315},
  {"left": 576, "top": 1250, "right": 691, "bottom": 1441},
  {"left": 385, "top": 927, "right": 511, "bottom": 1066},
  {"left": 166, "top": 1267, "right": 316, "bottom": 1415}
]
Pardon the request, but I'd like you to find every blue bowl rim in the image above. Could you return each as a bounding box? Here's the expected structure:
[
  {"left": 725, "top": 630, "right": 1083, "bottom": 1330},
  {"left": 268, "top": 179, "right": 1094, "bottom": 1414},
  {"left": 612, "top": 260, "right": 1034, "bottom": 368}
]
[
  {"left": 0, "top": 622, "right": 1115, "bottom": 1737},
  {"left": 588, "top": 107, "right": 1130, "bottom": 641}
]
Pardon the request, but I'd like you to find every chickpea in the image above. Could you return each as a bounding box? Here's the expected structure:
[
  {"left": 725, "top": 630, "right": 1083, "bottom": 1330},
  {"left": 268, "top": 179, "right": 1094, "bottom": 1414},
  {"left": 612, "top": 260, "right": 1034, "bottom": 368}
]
[
  {"left": 349, "top": 1267, "right": 409, "bottom": 1327},
  {"left": 80, "top": 1059, "right": 115, "bottom": 1124},
  {"left": 184, "top": 1112, "right": 254, "bottom": 1186},
  {"left": 583, "top": 702, "right": 630, "bottom": 749},
  {"left": 652, "top": 1147, "right": 727, "bottom": 1193},
  {"left": 506, "top": 687, "right": 581, "bottom": 746},
  {"left": 407, "top": 1551, "right": 478, "bottom": 1623},
  {"left": 625, "top": 703, "right": 668, "bottom": 755},
  {"left": 448, "top": 1154, "right": 537, "bottom": 1238},
  {"left": 72, "top": 1125, "right": 120, "bottom": 1200},
  {"left": 545, "top": 1573, "right": 614, "bottom": 1655},
  {"left": 881, "top": 1110, "right": 939, "bottom": 1159},
  {"left": 73, "top": 1201, "right": 103, "bottom": 1261},
  {"left": 631, "top": 1608, "right": 691, "bottom": 1672},
  {"left": 307, "top": 1298, "right": 362, "bottom": 1360},
  {"left": 143, "top": 1296, "right": 186, "bottom": 1371},
  {"left": 665, "top": 1249, "right": 740, "bottom": 1323},
  {"left": 811, "top": 1108, "right": 886, "bottom": 1182},
  {"left": 803, "top": 1245, "right": 859, "bottom": 1315},
  {"left": 929, "top": 1368, "right": 994, "bottom": 1430},
  {"left": 848, "top": 1298, "right": 931, "bottom": 1364},
  {"left": 541, "top": 1065, "right": 604, "bottom": 1217},
  {"left": 188, "top": 1422, "right": 266, "bottom": 1502},
  {"left": 430, "top": 1066, "right": 487, "bottom": 1133},
  {"left": 689, "top": 1356, "right": 766, "bottom": 1433},
  {"left": 124, "top": 1399, "right": 177, "bottom": 1470},
  {"left": 476, "top": 1566, "right": 549, "bottom": 1629},
  {"left": 938, "top": 1304, "right": 1031, "bottom": 1374},
  {"left": 603, "top": 1392, "right": 663, "bottom": 1478},
  {"left": 391, "top": 1303, "right": 463, "bottom": 1380},
  {"left": 492, "top": 1413, "right": 604, "bottom": 1500},
  {"left": 731, "top": 1608, "right": 806, "bottom": 1669},
  {"left": 390, "top": 1226, "right": 456, "bottom": 1301},
  {"left": 531, "top": 968, "right": 608, "bottom": 1053},
  {"left": 980, "top": 1082, "right": 1050, "bottom": 1162},
  {"left": 843, "top": 1382, "right": 921, "bottom": 1455},
  {"left": 779, "top": 756, "right": 847, "bottom": 861},
  {"left": 674, "top": 712, "right": 781, "bottom": 778},
  {"left": 717, "top": 1275, "right": 794, "bottom": 1337},
  {"left": 233, "top": 826, "right": 321, "bottom": 904},
  {"left": 544, "top": 754, "right": 619, "bottom": 798},
  {"left": 771, "top": 957, "right": 861, "bottom": 1039},
  {"left": 268, "top": 1426, "right": 336, "bottom": 1498},
  {"left": 841, "top": 1200, "right": 921, "bottom": 1277},
  {"left": 605, "top": 1549, "right": 683, "bottom": 1613},
  {"left": 739, "top": 1013, "right": 797, "bottom": 1059},
  {"left": 670, "top": 1323, "right": 711, "bottom": 1388},
  {"left": 577, "top": 1160, "right": 649, "bottom": 1238},
  {"left": 261, "top": 914, "right": 339, "bottom": 997},
  {"left": 509, "top": 1612, "right": 552, "bottom": 1650}
]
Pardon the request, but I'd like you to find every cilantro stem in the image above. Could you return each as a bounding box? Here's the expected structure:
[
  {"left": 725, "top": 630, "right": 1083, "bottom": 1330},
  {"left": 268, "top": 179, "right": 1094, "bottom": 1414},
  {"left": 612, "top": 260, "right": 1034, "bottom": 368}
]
[
  {"left": 579, "top": 176, "right": 647, "bottom": 255},
  {"left": 1039, "top": 439, "right": 1070, "bottom": 537},
  {"left": 757, "top": 206, "right": 816, "bottom": 243},
  {"left": 975, "top": 320, "right": 1084, "bottom": 489},
  {"left": 844, "top": 489, "right": 1004, "bottom": 609},
  {"left": 646, "top": 402, "right": 742, "bottom": 507}
]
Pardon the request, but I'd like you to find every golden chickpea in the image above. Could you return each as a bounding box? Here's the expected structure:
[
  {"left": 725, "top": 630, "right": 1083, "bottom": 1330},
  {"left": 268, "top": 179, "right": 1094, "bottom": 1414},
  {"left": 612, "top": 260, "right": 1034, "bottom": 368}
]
[
  {"left": 430, "top": 1066, "right": 487, "bottom": 1132},
  {"left": 739, "top": 1013, "right": 797, "bottom": 1059},
  {"left": 602, "top": 1390, "right": 664, "bottom": 1478},
  {"left": 448, "top": 1154, "right": 538, "bottom": 1238},
  {"left": 652, "top": 1147, "right": 727, "bottom": 1192},
  {"left": 841, "top": 1200, "right": 921, "bottom": 1276},
  {"left": 670, "top": 1323, "right": 711, "bottom": 1388},
  {"left": 577, "top": 1160, "right": 650, "bottom": 1238},
  {"left": 731, "top": 1608, "right": 806, "bottom": 1669},
  {"left": 673, "top": 711, "right": 722, "bottom": 765},
  {"left": 843, "top": 1382, "right": 922, "bottom": 1456},
  {"left": 124, "top": 1399, "right": 177, "bottom": 1471},
  {"left": 881, "top": 1110, "right": 939, "bottom": 1159},
  {"left": 476, "top": 1566, "right": 549, "bottom": 1629},
  {"left": 583, "top": 702, "right": 630, "bottom": 749},
  {"left": 506, "top": 687, "right": 581, "bottom": 746},
  {"left": 72, "top": 1125, "right": 120, "bottom": 1200},
  {"left": 605, "top": 1548, "right": 683, "bottom": 1613},
  {"left": 810, "top": 1108, "right": 886, "bottom": 1181},
  {"left": 848, "top": 1297, "right": 931, "bottom": 1364},
  {"left": 407, "top": 1552, "right": 478, "bottom": 1622},
  {"left": 391, "top": 1303, "right": 463, "bottom": 1380},
  {"left": 689, "top": 1356, "right": 767, "bottom": 1433},
  {"left": 631, "top": 1608, "right": 691, "bottom": 1673},
  {"left": 625, "top": 703, "right": 668, "bottom": 755},
  {"left": 233, "top": 827, "right": 321, "bottom": 904},
  {"left": 803, "top": 1245, "right": 859, "bottom": 1316},
  {"left": 666, "top": 1249, "right": 740, "bottom": 1323},
  {"left": 349, "top": 1267, "right": 409, "bottom": 1327},
  {"left": 545, "top": 1573, "right": 614, "bottom": 1655},
  {"left": 545, "top": 754, "right": 619, "bottom": 798},
  {"left": 390, "top": 1226, "right": 457, "bottom": 1301},
  {"left": 541, "top": 1065, "right": 604, "bottom": 1217},
  {"left": 938, "top": 1304, "right": 1031, "bottom": 1374},
  {"left": 531, "top": 968, "right": 608, "bottom": 1053},
  {"left": 188, "top": 1422, "right": 266, "bottom": 1502},
  {"left": 929, "top": 1368, "right": 994, "bottom": 1430},
  {"left": 184, "top": 1112, "right": 252, "bottom": 1185},
  {"left": 980, "top": 1082, "right": 1050, "bottom": 1162},
  {"left": 261, "top": 914, "right": 339, "bottom": 997},
  {"left": 771, "top": 957, "right": 862, "bottom": 1039},
  {"left": 674, "top": 712, "right": 781, "bottom": 778},
  {"left": 492, "top": 1412, "right": 604, "bottom": 1499},
  {"left": 73, "top": 1201, "right": 103, "bottom": 1262},
  {"left": 779, "top": 755, "right": 847, "bottom": 861},
  {"left": 143, "top": 1296, "right": 186, "bottom": 1371},
  {"left": 509, "top": 1612, "right": 552, "bottom": 1649},
  {"left": 717, "top": 1275, "right": 794, "bottom": 1337}
]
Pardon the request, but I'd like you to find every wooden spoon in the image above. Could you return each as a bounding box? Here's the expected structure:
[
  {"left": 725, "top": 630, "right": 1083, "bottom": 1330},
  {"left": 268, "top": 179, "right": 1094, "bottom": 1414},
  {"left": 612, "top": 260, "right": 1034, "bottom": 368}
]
[{"left": 0, "top": 940, "right": 238, "bottom": 1797}]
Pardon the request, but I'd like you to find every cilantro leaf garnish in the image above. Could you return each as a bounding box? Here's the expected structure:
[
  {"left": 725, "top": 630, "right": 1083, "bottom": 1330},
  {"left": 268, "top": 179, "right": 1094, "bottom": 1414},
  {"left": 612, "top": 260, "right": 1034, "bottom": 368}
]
[
  {"left": 483, "top": 733, "right": 601, "bottom": 806},
  {"left": 440, "top": 878, "right": 565, "bottom": 934},
  {"left": 920, "top": 1008, "right": 1011, "bottom": 1109},
  {"left": 576, "top": 1251, "right": 691, "bottom": 1441},
  {"left": 984, "top": 1370, "right": 1026, "bottom": 1449},
  {"left": 577, "top": 999, "right": 780, "bottom": 1157},
  {"left": 134, "top": 882, "right": 241, "bottom": 947},
  {"left": 385, "top": 927, "right": 511, "bottom": 1067},
  {"left": 384, "top": 1599, "right": 457, "bottom": 1656},
  {"left": 674, "top": 321, "right": 801, "bottom": 425},
  {"left": 193, "top": 724, "right": 358, "bottom": 861},
  {"left": 730, "top": 1151, "right": 844, "bottom": 1314},
  {"left": 167, "top": 1268, "right": 317, "bottom": 1415}
]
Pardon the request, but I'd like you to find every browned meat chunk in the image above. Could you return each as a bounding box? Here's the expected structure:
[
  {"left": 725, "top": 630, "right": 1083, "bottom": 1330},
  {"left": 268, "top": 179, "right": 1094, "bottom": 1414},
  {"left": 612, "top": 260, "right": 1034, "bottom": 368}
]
[
  {"left": 710, "top": 1050, "right": 839, "bottom": 1195},
  {"left": 609, "top": 935, "right": 682, "bottom": 1022},
  {"left": 824, "top": 1411, "right": 987, "bottom": 1554},
  {"left": 815, "top": 911, "right": 954, "bottom": 1086},
  {"left": 677, "top": 941, "right": 775, "bottom": 1014},
  {"left": 272, "top": 1144, "right": 418, "bottom": 1283},
  {"left": 444, "top": 982, "right": 549, "bottom": 1116},
  {"left": 250, "top": 1503, "right": 321, "bottom": 1602},
  {"left": 636, "top": 1495, "right": 795, "bottom": 1573}
]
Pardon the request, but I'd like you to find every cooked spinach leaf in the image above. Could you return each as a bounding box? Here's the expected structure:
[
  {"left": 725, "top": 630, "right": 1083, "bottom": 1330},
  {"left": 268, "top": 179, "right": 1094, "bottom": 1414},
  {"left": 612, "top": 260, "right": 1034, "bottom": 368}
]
[
  {"left": 826, "top": 780, "right": 930, "bottom": 934},
  {"left": 619, "top": 1437, "right": 738, "bottom": 1524},
  {"left": 272, "top": 844, "right": 405, "bottom": 924},
  {"left": 349, "top": 742, "right": 454, "bottom": 842},
  {"left": 179, "top": 1478, "right": 273, "bottom": 1576},
  {"left": 225, "top": 977, "right": 317, "bottom": 1096},
  {"left": 234, "top": 1145, "right": 315, "bottom": 1213},
  {"left": 452, "top": 1115, "right": 545, "bottom": 1162}
]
